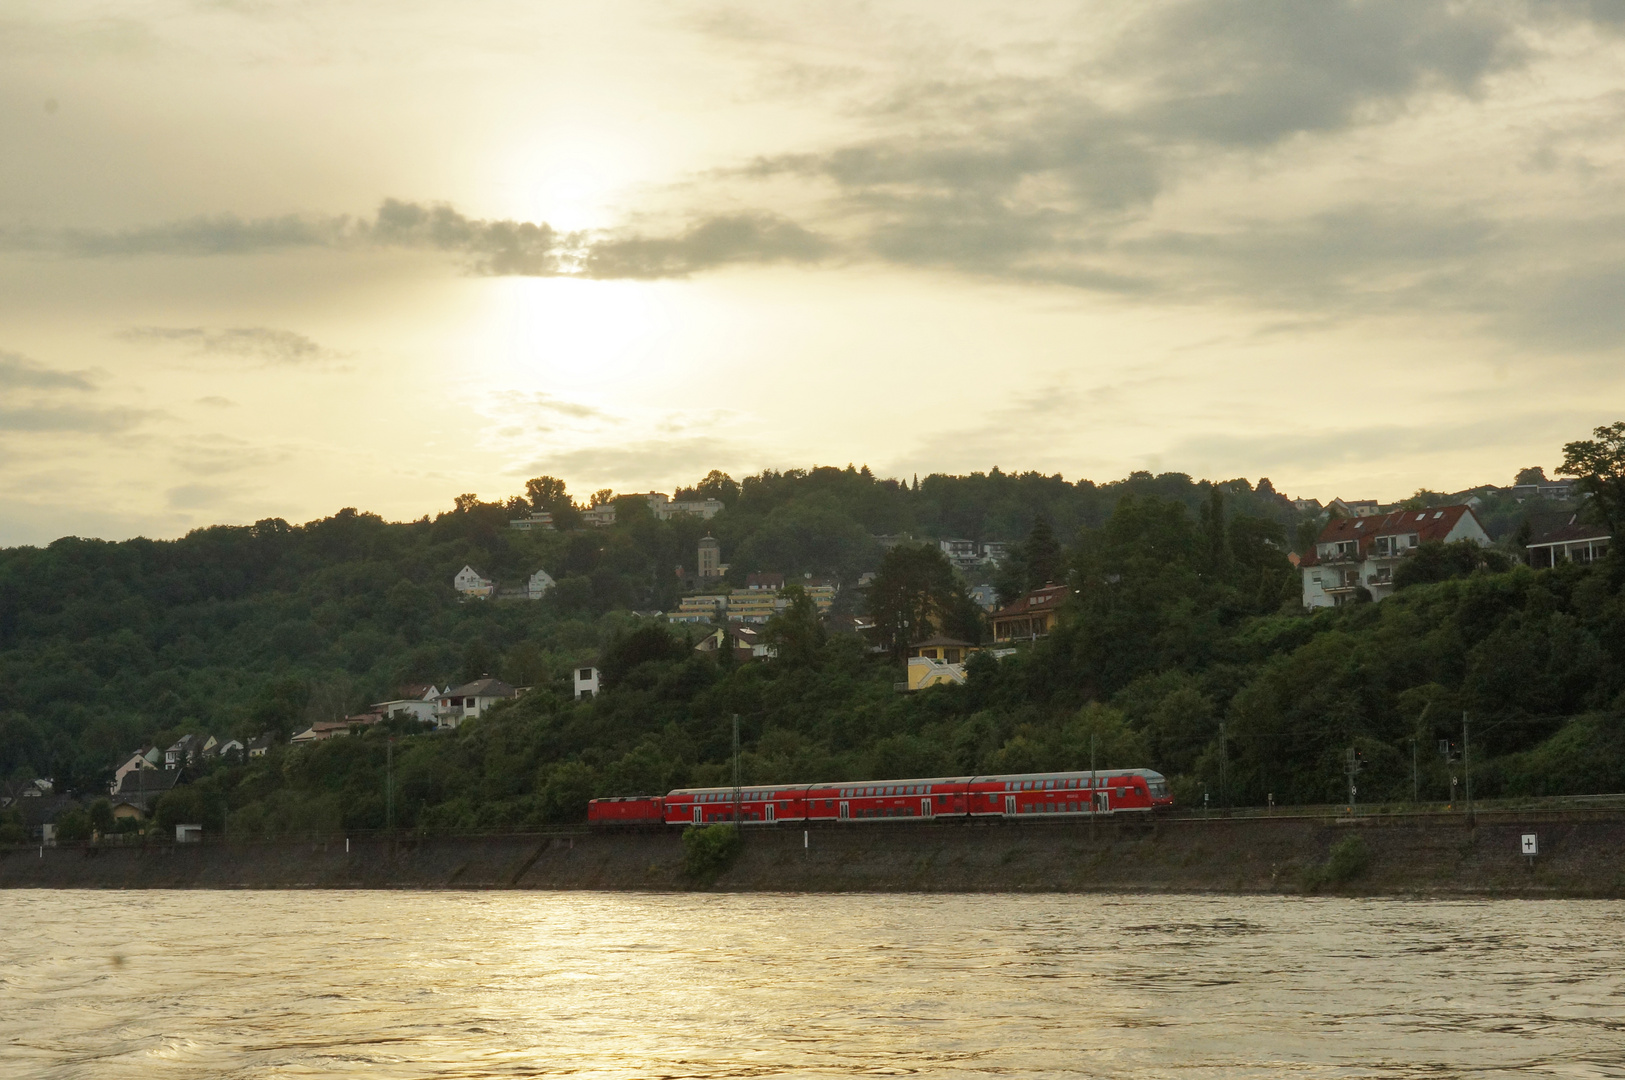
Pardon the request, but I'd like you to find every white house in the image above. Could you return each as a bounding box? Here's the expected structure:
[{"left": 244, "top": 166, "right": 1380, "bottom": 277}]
[
  {"left": 574, "top": 666, "right": 600, "bottom": 699},
  {"left": 435, "top": 677, "right": 518, "bottom": 728},
  {"left": 1527, "top": 515, "right": 1610, "bottom": 567},
  {"left": 508, "top": 511, "right": 554, "bottom": 531},
  {"left": 1301, "top": 504, "right": 1491, "bottom": 608},
  {"left": 528, "top": 568, "right": 556, "bottom": 600},
  {"left": 453, "top": 565, "right": 493, "bottom": 599},
  {"left": 371, "top": 683, "right": 442, "bottom": 724}
]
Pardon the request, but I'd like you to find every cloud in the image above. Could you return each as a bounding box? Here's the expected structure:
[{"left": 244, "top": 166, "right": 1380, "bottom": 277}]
[
  {"left": 487, "top": 390, "right": 615, "bottom": 423},
  {"left": 118, "top": 325, "right": 333, "bottom": 365},
  {"left": 196, "top": 396, "right": 237, "bottom": 408},
  {"left": 0, "top": 404, "right": 151, "bottom": 433},
  {"left": 0, "top": 350, "right": 96, "bottom": 391},
  {"left": 581, "top": 213, "right": 832, "bottom": 278},
  {"left": 165, "top": 483, "right": 233, "bottom": 510},
  {"left": 171, "top": 434, "right": 290, "bottom": 476},
  {"left": 5, "top": 199, "right": 834, "bottom": 280},
  {"left": 520, "top": 437, "right": 743, "bottom": 487}
]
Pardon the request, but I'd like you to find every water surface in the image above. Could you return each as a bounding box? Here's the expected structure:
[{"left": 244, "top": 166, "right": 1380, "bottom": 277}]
[{"left": 2, "top": 891, "right": 1621, "bottom": 1078}]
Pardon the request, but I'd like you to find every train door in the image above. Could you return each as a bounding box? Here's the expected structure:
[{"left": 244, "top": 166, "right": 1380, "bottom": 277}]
[
  {"left": 921, "top": 797, "right": 933, "bottom": 819},
  {"left": 693, "top": 804, "right": 702, "bottom": 824},
  {"left": 765, "top": 803, "right": 776, "bottom": 823},
  {"left": 1004, "top": 794, "right": 1017, "bottom": 816},
  {"left": 1093, "top": 790, "right": 1110, "bottom": 814},
  {"left": 839, "top": 801, "right": 850, "bottom": 820}
]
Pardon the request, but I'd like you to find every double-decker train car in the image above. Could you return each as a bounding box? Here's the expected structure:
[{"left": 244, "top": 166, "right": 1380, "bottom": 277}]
[{"left": 588, "top": 769, "right": 1171, "bottom": 826}]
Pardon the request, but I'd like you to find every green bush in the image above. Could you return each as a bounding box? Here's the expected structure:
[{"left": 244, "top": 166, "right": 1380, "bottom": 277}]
[
  {"left": 1303, "top": 834, "right": 1370, "bottom": 893},
  {"left": 682, "top": 823, "right": 742, "bottom": 880},
  {"left": 55, "top": 808, "right": 92, "bottom": 844}
]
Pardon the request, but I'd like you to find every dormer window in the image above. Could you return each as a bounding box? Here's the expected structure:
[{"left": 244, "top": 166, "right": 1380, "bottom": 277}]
[{"left": 1433, "top": 511, "right": 1444, "bottom": 519}]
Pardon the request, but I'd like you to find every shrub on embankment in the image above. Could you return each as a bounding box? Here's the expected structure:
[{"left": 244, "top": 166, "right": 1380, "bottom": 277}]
[{"left": 682, "top": 824, "right": 743, "bottom": 881}]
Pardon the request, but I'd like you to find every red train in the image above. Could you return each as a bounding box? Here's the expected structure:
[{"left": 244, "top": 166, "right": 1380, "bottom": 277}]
[{"left": 588, "top": 769, "right": 1172, "bottom": 826}]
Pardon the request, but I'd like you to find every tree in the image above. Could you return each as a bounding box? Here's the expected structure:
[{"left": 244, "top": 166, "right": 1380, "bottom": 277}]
[
  {"left": 762, "top": 585, "right": 825, "bottom": 668},
  {"left": 1022, "top": 517, "right": 1065, "bottom": 590},
  {"left": 1515, "top": 466, "right": 1548, "bottom": 486},
  {"left": 1393, "top": 540, "right": 1513, "bottom": 590},
  {"left": 524, "top": 475, "right": 582, "bottom": 528},
  {"left": 55, "top": 808, "right": 92, "bottom": 844},
  {"left": 88, "top": 798, "right": 114, "bottom": 836},
  {"left": 1560, "top": 421, "right": 1625, "bottom": 535},
  {"left": 590, "top": 488, "right": 615, "bottom": 507},
  {"left": 694, "top": 470, "right": 740, "bottom": 506},
  {"left": 866, "top": 545, "right": 976, "bottom": 657}
]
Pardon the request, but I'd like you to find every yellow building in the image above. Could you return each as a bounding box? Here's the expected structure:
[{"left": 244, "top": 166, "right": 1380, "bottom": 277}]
[
  {"left": 728, "top": 590, "right": 781, "bottom": 623},
  {"left": 905, "top": 637, "right": 978, "bottom": 691}
]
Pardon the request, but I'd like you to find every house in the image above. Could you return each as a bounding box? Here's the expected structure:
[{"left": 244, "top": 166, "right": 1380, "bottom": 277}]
[
  {"left": 508, "top": 510, "right": 554, "bottom": 531},
  {"left": 574, "top": 666, "right": 600, "bottom": 699},
  {"left": 247, "top": 734, "right": 276, "bottom": 758},
  {"left": 435, "top": 676, "right": 518, "bottom": 727},
  {"left": 939, "top": 538, "right": 980, "bottom": 571},
  {"left": 528, "top": 568, "right": 556, "bottom": 599},
  {"left": 581, "top": 505, "right": 617, "bottom": 527},
  {"left": 906, "top": 637, "right": 978, "bottom": 691},
  {"left": 453, "top": 564, "right": 494, "bottom": 599},
  {"left": 1526, "top": 514, "right": 1610, "bottom": 568},
  {"left": 968, "top": 584, "right": 999, "bottom": 612},
  {"left": 205, "top": 737, "right": 244, "bottom": 761},
  {"left": 165, "top": 734, "right": 206, "bottom": 770},
  {"left": 802, "top": 579, "right": 838, "bottom": 614},
  {"left": 990, "top": 583, "right": 1069, "bottom": 641},
  {"left": 745, "top": 572, "right": 784, "bottom": 590},
  {"left": 1330, "top": 498, "right": 1384, "bottom": 518},
  {"left": 641, "top": 492, "right": 725, "bottom": 521},
  {"left": 695, "top": 623, "right": 775, "bottom": 661},
  {"left": 109, "top": 766, "right": 184, "bottom": 820},
  {"left": 728, "top": 589, "right": 782, "bottom": 624},
  {"left": 980, "top": 541, "right": 1010, "bottom": 564},
  {"left": 290, "top": 720, "right": 356, "bottom": 744},
  {"left": 111, "top": 748, "right": 157, "bottom": 793},
  {"left": 1508, "top": 479, "right": 1576, "bottom": 502},
  {"left": 669, "top": 594, "right": 727, "bottom": 625},
  {"left": 1300, "top": 504, "right": 1491, "bottom": 608},
  {"left": 371, "top": 684, "right": 442, "bottom": 724}
]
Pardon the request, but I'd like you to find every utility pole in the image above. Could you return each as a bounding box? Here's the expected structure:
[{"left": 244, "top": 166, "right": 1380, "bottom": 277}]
[
  {"left": 1345, "top": 746, "right": 1361, "bottom": 814},
  {"left": 731, "top": 714, "right": 741, "bottom": 829},
  {"left": 1411, "top": 738, "right": 1418, "bottom": 804},
  {"left": 1463, "top": 712, "right": 1473, "bottom": 820},
  {"left": 386, "top": 737, "right": 394, "bottom": 833},
  {"left": 1089, "top": 732, "right": 1097, "bottom": 839},
  {"left": 1219, "top": 722, "right": 1227, "bottom": 815}
]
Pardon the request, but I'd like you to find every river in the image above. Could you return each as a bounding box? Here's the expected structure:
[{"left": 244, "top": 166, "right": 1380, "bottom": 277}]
[{"left": 2, "top": 891, "right": 1621, "bottom": 1078}]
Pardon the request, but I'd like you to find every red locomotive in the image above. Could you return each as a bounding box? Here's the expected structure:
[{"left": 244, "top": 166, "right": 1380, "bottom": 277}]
[{"left": 587, "top": 769, "right": 1171, "bottom": 826}]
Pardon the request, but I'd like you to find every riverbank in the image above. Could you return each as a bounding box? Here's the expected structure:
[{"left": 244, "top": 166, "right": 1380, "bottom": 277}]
[{"left": 5, "top": 811, "right": 1624, "bottom": 895}]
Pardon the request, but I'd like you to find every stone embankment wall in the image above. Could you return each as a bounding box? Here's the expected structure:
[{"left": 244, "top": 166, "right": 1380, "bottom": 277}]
[{"left": 3, "top": 814, "right": 1622, "bottom": 896}]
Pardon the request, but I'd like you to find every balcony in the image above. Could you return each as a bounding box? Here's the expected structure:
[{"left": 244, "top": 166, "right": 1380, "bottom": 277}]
[{"left": 1319, "top": 546, "right": 1360, "bottom": 563}]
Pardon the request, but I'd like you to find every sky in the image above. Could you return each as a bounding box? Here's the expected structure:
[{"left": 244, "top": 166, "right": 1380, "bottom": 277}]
[{"left": 3, "top": 0, "right": 1625, "bottom": 545}]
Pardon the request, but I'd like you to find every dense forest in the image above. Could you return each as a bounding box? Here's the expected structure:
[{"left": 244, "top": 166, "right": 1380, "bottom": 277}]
[{"left": 1, "top": 432, "right": 1621, "bottom": 840}]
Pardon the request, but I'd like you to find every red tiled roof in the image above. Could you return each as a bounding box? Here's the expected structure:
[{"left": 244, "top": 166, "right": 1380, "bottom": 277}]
[
  {"left": 1300, "top": 504, "right": 1480, "bottom": 566},
  {"left": 991, "top": 583, "right": 1069, "bottom": 619}
]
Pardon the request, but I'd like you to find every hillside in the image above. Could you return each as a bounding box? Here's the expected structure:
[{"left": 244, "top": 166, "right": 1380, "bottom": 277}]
[{"left": 1, "top": 461, "right": 1621, "bottom": 841}]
